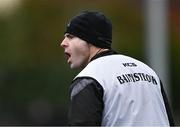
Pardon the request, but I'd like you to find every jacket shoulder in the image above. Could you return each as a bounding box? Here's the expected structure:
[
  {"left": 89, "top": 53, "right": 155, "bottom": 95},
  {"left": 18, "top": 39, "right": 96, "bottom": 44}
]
[{"left": 70, "top": 77, "right": 103, "bottom": 100}]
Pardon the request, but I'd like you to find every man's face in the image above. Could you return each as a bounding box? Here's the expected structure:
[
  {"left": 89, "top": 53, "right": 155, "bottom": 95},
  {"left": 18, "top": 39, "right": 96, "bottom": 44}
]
[{"left": 61, "top": 33, "right": 91, "bottom": 69}]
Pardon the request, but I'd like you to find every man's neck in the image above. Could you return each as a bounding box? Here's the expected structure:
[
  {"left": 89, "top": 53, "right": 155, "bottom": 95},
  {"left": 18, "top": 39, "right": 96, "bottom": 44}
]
[
  {"left": 88, "top": 48, "right": 109, "bottom": 63},
  {"left": 90, "top": 49, "right": 117, "bottom": 62}
]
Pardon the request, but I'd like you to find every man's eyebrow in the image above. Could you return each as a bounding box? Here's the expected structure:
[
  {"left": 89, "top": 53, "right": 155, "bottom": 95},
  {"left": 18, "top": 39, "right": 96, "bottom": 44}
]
[
  {"left": 65, "top": 33, "right": 72, "bottom": 36},
  {"left": 64, "top": 33, "right": 69, "bottom": 37},
  {"left": 64, "top": 33, "right": 75, "bottom": 39}
]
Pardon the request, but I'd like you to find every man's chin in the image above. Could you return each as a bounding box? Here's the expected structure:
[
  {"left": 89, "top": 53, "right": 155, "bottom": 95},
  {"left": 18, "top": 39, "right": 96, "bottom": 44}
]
[
  {"left": 70, "top": 63, "right": 83, "bottom": 70},
  {"left": 70, "top": 64, "right": 78, "bottom": 69}
]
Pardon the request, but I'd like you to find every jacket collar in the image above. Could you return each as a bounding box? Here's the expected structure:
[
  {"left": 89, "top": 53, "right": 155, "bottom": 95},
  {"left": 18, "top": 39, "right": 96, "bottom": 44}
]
[{"left": 90, "top": 49, "right": 117, "bottom": 62}]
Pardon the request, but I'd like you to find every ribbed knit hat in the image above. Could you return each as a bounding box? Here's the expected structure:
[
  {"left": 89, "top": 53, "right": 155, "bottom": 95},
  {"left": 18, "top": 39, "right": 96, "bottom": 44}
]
[{"left": 64, "top": 10, "right": 112, "bottom": 49}]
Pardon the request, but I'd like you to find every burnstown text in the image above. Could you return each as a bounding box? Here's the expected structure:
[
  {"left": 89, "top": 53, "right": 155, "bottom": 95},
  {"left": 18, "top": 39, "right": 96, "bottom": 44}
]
[{"left": 117, "top": 73, "right": 157, "bottom": 85}]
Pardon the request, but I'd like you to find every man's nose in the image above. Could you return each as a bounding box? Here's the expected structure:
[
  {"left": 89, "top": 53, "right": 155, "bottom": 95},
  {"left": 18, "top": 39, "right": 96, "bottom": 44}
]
[{"left": 60, "top": 38, "right": 68, "bottom": 48}]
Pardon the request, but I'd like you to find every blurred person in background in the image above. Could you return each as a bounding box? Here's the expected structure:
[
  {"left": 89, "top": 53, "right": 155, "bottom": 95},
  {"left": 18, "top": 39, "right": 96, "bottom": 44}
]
[{"left": 60, "top": 10, "right": 174, "bottom": 126}]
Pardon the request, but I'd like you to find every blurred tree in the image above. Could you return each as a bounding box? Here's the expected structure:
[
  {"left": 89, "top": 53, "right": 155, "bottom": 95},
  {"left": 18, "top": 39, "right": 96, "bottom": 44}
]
[{"left": 0, "top": 0, "right": 179, "bottom": 125}]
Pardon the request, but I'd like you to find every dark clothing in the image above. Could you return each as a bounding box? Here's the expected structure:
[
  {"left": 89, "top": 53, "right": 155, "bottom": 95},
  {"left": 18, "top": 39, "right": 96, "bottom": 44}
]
[
  {"left": 68, "top": 78, "right": 104, "bottom": 125},
  {"left": 67, "top": 50, "right": 174, "bottom": 126}
]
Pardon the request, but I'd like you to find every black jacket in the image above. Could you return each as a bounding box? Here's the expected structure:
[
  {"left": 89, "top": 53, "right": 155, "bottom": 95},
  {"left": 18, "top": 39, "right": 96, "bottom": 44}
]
[{"left": 67, "top": 50, "right": 175, "bottom": 126}]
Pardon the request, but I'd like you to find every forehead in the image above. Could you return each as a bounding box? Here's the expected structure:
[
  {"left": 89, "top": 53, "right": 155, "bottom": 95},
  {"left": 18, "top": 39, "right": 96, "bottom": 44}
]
[
  {"left": 65, "top": 33, "right": 88, "bottom": 44},
  {"left": 64, "top": 33, "right": 74, "bottom": 37}
]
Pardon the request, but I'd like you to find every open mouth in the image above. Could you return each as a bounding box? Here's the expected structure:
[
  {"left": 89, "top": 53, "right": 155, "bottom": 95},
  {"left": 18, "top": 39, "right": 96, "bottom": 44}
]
[
  {"left": 65, "top": 52, "right": 71, "bottom": 58},
  {"left": 65, "top": 52, "right": 71, "bottom": 63}
]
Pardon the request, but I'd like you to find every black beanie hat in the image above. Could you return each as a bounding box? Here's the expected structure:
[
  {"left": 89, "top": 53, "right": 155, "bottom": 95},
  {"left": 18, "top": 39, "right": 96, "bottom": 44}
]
[{"left": 65, "top": 10, "right": 112, "bottom": 49}]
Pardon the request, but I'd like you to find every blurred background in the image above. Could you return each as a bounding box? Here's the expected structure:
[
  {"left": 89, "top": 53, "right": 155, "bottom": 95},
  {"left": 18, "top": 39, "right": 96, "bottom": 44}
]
[{"left": 0, "top": 0, "right": 179, "bottom": 125}]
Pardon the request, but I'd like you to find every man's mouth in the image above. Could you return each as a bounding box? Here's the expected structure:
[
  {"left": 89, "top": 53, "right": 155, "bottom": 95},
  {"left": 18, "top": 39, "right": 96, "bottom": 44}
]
[{"left": 65, "top": 52, "right": 71, "bottom": 63}]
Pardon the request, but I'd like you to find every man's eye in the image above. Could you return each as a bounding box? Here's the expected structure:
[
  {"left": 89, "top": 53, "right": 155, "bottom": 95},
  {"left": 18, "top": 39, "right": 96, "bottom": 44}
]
[{"left": 66, "top": 34, "right": 74, "bottom": 39}]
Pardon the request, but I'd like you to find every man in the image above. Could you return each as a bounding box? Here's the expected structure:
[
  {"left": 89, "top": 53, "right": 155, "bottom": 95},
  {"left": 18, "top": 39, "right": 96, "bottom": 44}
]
[{"left": 60, "top": 10, "right": 174, "bottom": 126}]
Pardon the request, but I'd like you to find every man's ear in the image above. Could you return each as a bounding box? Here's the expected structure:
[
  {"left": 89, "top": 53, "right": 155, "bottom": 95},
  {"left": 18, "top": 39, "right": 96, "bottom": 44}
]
[
  {"left": 88, "top": 43, "right": 99, "bottom": 49},
  {"left": 88, "top": 42, "right": 93, "bottom": 47},
  {"left": 87, "top": 43, "right": 95, "bottom": 50}
]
